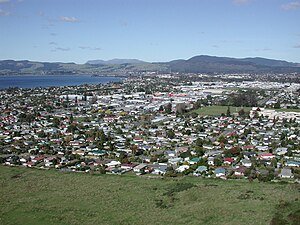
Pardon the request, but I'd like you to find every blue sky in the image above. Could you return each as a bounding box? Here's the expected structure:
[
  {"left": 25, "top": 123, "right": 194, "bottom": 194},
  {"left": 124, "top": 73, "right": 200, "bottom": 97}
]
[{"left": 0, "top": 0, "right": 300, "bottom": 63}]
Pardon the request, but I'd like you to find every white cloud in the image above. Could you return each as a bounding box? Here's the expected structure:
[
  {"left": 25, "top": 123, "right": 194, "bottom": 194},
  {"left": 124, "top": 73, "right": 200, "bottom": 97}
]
[
  {"left": 0, "top": 9, "right": 10, "bottom": 16},
  {"left": 49, "top": 42, "right": 57, "bottom": 45},
  {"left": 60, "top": 16, "right": 79, "bottom": 23},
  {"left": 79, "top": 46, "right": 89, "bottom": 50},
  {"left": 0, "top": 0, "right": 10, "bottom": 4},
  {"left": 281, "top": 1, "right": 300, "bottom": 11},
  {"left": 79, "top": 46, "right": 102, "bottom": 51},
  {"left": 54, "top": 47, "right": 71, "bottom": 51}
]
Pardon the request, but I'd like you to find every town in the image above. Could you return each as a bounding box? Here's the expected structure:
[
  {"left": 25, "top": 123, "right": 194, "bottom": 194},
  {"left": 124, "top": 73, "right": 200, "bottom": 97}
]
[{"left": 1, "top": 73, "right": 300, "bottom": 182}]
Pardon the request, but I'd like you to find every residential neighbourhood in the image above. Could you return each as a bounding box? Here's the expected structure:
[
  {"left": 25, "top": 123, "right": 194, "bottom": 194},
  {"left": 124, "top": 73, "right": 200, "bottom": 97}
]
[{"left": 1, "top": 74, "right": 300, "bottom": 182}]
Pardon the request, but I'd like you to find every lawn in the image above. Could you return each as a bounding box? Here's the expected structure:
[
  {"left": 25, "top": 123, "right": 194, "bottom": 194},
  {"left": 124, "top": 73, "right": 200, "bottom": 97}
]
[
  {"left": 193, "top": 106, "right": 252, "bottom": 116},
  {"left": 275, "top": 108, "right": 300, "bottom": 113},
  {"left": 0, "top": 166, "right": 299, "bottom": 225}
]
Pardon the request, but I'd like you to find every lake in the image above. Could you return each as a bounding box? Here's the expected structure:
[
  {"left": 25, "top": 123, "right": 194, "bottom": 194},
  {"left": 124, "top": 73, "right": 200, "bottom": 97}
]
[{"left": 0, "top": 75, "right": 122, "bottom": 89}]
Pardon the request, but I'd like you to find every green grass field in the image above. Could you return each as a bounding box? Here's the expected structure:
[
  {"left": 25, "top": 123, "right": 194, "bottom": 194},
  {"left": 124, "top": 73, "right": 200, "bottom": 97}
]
[
  {"left": 193, "top": 105, "right": 300, "bottom": 116},
  {"left": 275, "top": 108, "right": 300, "bottom": 113},
  {"left": 193, "top": 106, "right": 252, "bottom": 116},
  {"left": 0, "top": 166, "right": 299, "bottom": 225}
]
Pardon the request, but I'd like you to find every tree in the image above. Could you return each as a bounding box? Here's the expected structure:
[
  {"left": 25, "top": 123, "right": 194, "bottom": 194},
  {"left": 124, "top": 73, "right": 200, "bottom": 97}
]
[
  {"left": 195, "top": 138, "right": 203, "bottom": 147},
  {"left": 116, "top": 127, "right": 123, "bottom": 135},
  {"left": 164, "top": 166, "right": 179, "bottom": 177},
  {"left": 69, "top": 114, "right": 74, "bottom": 123},
  {"left": 83, "top": 92, "right": 87, "bottom": 101},
  {"left": 238, "top": 108, "right": 246, "bottom": 117},
  {"left": 214, "top": 156, "right": 223, "bottom": 167},
  {"left": 223, "top": 150, "right": 233, "bottom": 158},
  {"left": 98, "top": 166, "right": 106, "bottom": 174},
  {"left": 67, "top": 123, "right": 77, "bottom": 133},
  {"left": 176, "top": 103, "right": 187, "bottom": 114},
  {"left": 159, "top": 105, "right": 164, "bottom": 112},
  {"left": 228, "top": 90, "right": 257, "bottom": 107},
  {"left": 274, "top": 101, "right": 280, "bottom": 109},
  {"left": 193, "top": 99, "right": 202, "bottom": 110},
  {"left": 226, "top": 106, "right": 231, "bottom": 117},
  {"left": 164, "top": 103, "right": 172, "bottom": 114},
  {"left": 90, "top": 96, "right": 97, "bottom": 104},
  {"left": 166, "top": 129, "right": 175, "bottom": 139},
  {"left": 118, "top": 151, "right": 127, "bottom": 162},
  {"left": 98, "top": 129, "right": 107, "bottom": 142},
  {"left": 271, "top": 158, "right": 278, "bottom": 168}
]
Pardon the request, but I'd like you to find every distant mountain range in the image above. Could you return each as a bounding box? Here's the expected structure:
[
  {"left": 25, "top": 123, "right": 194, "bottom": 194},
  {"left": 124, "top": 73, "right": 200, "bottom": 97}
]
[
  {"left": 0, "top": 55, "right": 299, "bottom": 75},
  {"left": 86, "top": 58, "right": 147, "bottom": 65},
  {"left": 168, "top": 55, "right": 300, "bottom": 73}
]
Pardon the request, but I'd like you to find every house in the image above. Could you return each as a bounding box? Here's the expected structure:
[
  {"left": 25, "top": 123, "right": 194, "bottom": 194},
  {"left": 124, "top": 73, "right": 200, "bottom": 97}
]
[
  {"left": 278, "top": 168, "right": 293, "bottom": 178},
  {"left": 151, "top": 164, "right": 168, "bottom": 175},
  {"left": 133, "top": 164, "right": 147, "bottom": 174},
  {"left": 44, "top": 157, "right": 56, "bottom": 167},
  {"left": 176, "top": 165, "right": 189, "bottom": 173},
  {"left": 257, "top": 153, "right": 275, "bottom": 160},
  {"left": 165, "top": 150, "right": 176, "bottom": 157},
  {"left": 234, "top": 166, "right": 247, "bottom": 177},
  {"left": 243, "top": 152, "right": 256, "bottom": 160},
  {"left": 88, "top": 150, "right": 107, "bottom": 156},
  {"left": 120, "top": 163, "right": 137, "bottom": 171},
  {"left": 241, "top": 159, "right": 252, "bottom": 168},
  {"left": 286, "top": 161, "right": 300, "bottom": 167},
  {"left": 168, "top": 157, "right": 182, "bottom": 165},
  {"left": 243, "top": 145, "right": 255, "bottom": 151},
  {"left": 223, "top": 158, "right": 234, "bottom": 165},
  {"left": 25, "top": 161, "right": 35, "bottom": 168},
  {"left": 189, "top": 157, "right": 200, "bottom": 165},
  {"left": 105, "top": 160, "right": 121, "bottom": 168},
  {"left": 31, "top": 156, "right": 45, "bottom": 164},
  {"left": 193, "top": 166, "right": 208, "bottom": 176},
  {"left": 175, "top": 147, "right": 189, "bottom": 154},
  {"left": 275, "top": 147, "right": 288, "bottom": 156},
  {"left": 208, "top": 156, "right": 215, "bottom": 166},
  {"left": 215, "top": 167, "right": 226, "bottom": 178},
  {"left": 19, "top": 156, "right": 30, "bottom": 164},
  {"left": 111, "top": 168, "right": 126, "bottom": 174},
  {"left": 256, "top": 146, "right": 269, "bottom": 152}
]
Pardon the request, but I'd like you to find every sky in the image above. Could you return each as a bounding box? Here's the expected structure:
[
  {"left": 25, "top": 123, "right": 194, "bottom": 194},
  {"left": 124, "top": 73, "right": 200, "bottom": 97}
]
[{"left": 0, "top": 0, "right": 300, "bottom": 64}]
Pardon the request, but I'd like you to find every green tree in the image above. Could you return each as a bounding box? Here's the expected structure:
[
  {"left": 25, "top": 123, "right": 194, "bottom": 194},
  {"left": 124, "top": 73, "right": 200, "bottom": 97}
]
[
  {"left": 214, "top": 156, "right": 223, "bottom": 167},
  {"left": 226, "top": 106, "right": 231, "bottom": 117},
  {"left": 166, "top": 129, "right": 175, "bottom": 139},
  {"left": 164, "top": 103, "right": 172, "bottom": 114},
  {"left": 238, "top": 108, "right": 246, "bottom": 117}
]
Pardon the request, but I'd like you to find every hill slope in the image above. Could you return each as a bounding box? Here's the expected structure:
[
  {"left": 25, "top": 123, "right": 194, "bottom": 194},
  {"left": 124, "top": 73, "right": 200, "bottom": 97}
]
[
  {"left": 169, "top": 55, "right": 300, "bottom": 73},
  {"left": 0, "top": 166, "right": 299, "bottom": 225},
  {"left": 86, "top": 58, "right": 147, "bottom": 65},
  {"left": 0, "top": 55, "right": 299, "bottom": 75}
]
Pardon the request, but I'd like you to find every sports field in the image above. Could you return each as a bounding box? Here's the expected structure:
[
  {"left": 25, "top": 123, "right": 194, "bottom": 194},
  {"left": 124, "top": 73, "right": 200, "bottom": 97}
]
[{"left": 192, "top": 106, "right": 252, "bottom": 116}]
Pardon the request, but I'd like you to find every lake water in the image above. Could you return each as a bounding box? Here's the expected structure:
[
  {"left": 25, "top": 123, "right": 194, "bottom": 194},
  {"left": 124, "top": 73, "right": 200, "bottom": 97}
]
[{"left": 0, "top": 75, "right": 122, "bottom": 89}]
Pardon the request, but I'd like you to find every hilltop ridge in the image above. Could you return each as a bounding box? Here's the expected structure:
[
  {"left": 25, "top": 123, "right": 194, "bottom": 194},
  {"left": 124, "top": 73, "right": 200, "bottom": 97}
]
[{"left": 0, "top": 55, "right": 299, "bottom": 75}]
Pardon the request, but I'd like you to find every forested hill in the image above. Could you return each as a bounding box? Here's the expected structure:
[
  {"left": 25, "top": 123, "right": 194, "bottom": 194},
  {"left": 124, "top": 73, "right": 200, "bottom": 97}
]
[
  {"left": 1, "top": 55, "right": 300, "bottom": 75},
  {"left": 168, "top": 55, "right": 300, "bottom": 73}
]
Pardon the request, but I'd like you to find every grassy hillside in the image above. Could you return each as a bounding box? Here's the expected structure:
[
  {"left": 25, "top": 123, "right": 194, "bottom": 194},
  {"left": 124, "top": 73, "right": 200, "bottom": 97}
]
[
  {"left": 0, "top": 60, "right": 169, "bottom": 75},
  {"left": 0, "top": 166, "right": 299, "bottom": 225}
]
